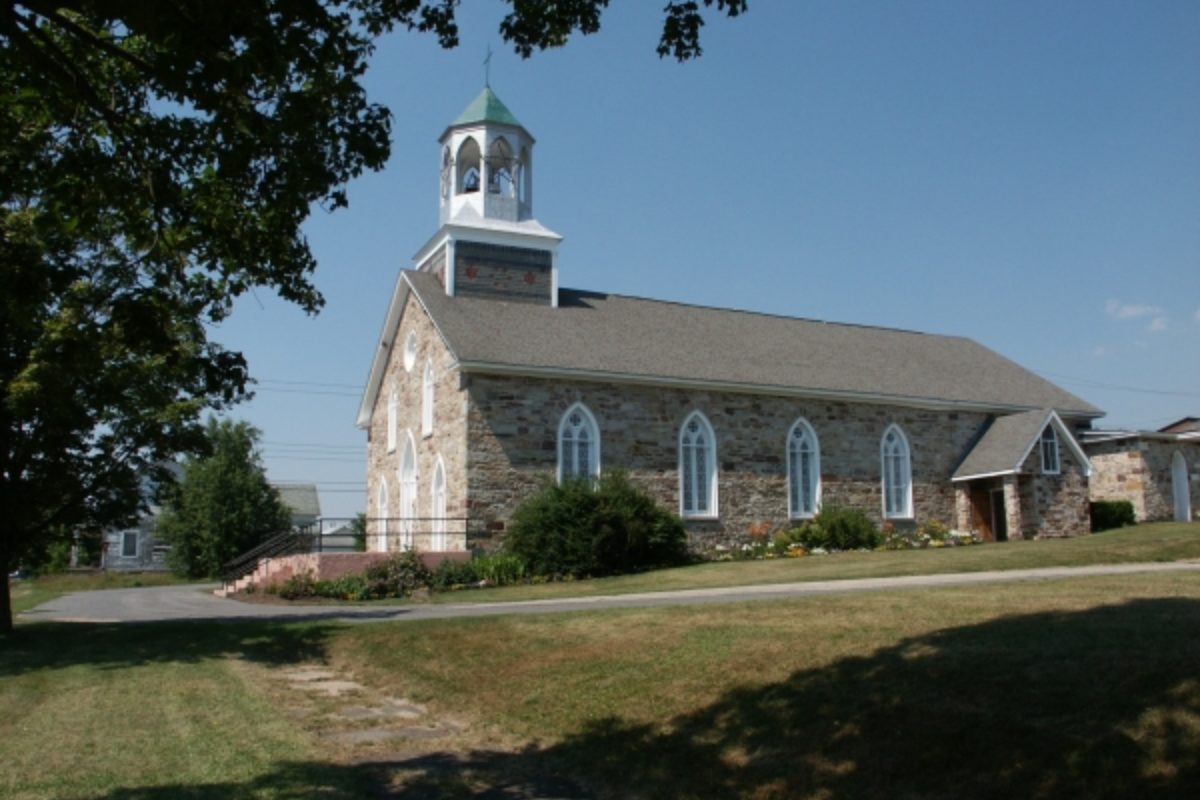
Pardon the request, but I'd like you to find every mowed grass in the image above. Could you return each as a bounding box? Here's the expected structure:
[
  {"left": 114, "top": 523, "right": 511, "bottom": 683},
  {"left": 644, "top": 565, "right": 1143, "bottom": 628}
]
[
  {"left": 431, "top": 520, "right": 1200, "bottom": 604},
  {"left": 8, "top": 571, "right": 192, "bottom": 617},
  {"left": 0, "top": 621, "right": 371, "bottom": 800},
  {"left": 4, "top": 527, "right": 1199, "bottom": 798},
  {"left": 329, "top": 571, "right": 1200, "bottom": 798}
]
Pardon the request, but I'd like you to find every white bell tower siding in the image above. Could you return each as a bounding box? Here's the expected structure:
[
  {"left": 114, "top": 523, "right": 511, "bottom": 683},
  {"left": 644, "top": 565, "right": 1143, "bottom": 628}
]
[
  {"left": 438, "top": 88, "right": 536, "bottom": 226},
  {"left": 419, "top": 87, "right": 562, "bottom": 307}
]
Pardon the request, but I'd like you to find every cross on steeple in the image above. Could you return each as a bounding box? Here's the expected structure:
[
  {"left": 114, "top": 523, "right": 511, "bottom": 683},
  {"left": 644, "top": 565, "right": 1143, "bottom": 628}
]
[{"left": 484, "top": 44, "right": 493, "bottom": 88}]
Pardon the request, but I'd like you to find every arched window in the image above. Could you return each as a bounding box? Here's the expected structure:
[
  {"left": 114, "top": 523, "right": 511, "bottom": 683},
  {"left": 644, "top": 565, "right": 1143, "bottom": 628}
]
[
  {"left": 488, "top": 137, "right": 515, "bottom": 196},
  {"left": 376, "top": 480, "right": 389, "bottom": 553},
  {"left": 680, "top": 411, "right": 718, "bottom": 517},
  {"left": 399, "top": 433, "right": 417, "bottom": 550},
  {"left": 422, "top": 360, "right": 434, "bottom": 437},
  {"left": 440, "top": 146, "right": 451, "bottom": 199},
  {"left": 431, "top": 457, "right": 447, "bottom": 550},
  {"left": 456, "top": 137, "right": 481, "bottom": 194},
  {"left": 519, "top": 146, "right": 531, "bottom": 204},
  {"left": 558, "top": 402, "right": 600, "bottom": 481},
  {"left": 881, "top": 424, "right": 912, "bottom": 519},
  {"left": 1172, "top": 451, "right": 1192, "bottom": 522},
  {"left": 386, "top": 383, "right": 397, "bottom": 452},
  {"left": 787, "top": 418, "right": 821, "bottom": 518},
  {"left": 1040, "top": 425, "right": 1060, "bottom": 474}
]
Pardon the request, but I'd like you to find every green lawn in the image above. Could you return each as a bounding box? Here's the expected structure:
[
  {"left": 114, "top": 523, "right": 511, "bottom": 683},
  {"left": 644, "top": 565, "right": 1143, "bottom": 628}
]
[
  {"left": 428, "top": 520, "right": 1200, "bottom": 604},
  {"left": 330, "top": 571, "right": 1200, "bottom": 798},
  {"left": 0, "top": 621, "right": 368, "bottom": 800},
  {"left": 4, "top": 522, "right": 1199, "bottom": 798}
]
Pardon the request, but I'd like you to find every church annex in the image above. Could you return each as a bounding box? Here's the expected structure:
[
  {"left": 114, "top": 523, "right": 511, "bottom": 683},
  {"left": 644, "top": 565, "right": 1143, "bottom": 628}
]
[{"left": 356, "top": 88, "right": 1103, "bottom": 553}]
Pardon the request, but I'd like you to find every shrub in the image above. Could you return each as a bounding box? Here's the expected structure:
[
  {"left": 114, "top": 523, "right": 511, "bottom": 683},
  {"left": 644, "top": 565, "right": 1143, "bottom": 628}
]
[
  {"left": 364, "top": 550, "right": 432, "bottom": 598},
  {"left": 1091, "top": 500, "right": 1136, "bottom": 532},
  {"left": 772, "top": 507, "right": 881, "bottom": 553},
  {"left": 275, "top": 571, "right": 318, "bottom": 599},
  {"left": 814, "top": 506, "right": 881, "bottom": 550},
  {"left": 504, "top": 471, "right": 689, "bottom": 578}
]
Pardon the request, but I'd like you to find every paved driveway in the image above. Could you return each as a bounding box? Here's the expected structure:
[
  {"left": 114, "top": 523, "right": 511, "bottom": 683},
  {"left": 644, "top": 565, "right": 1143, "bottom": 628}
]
[{"left": 19, "top": 561, "right": 1200, "bottom": 626}]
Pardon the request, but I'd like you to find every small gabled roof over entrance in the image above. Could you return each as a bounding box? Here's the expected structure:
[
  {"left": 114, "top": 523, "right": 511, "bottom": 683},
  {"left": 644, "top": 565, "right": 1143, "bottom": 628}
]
[{"left": 952, "top": 409, "right": 1091, "bottom": 482}]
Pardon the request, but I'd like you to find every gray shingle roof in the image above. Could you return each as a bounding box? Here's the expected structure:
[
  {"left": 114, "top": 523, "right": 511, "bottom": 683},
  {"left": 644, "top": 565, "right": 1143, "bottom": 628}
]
[
  {"left": 406, "top": 271, "right": 1101, "bottom": 417},
  {"left": 952, "top": 410, "right": 1050, "bottom": 480},
  {"left": 272, "top": 484, "right": 321, "bottom": 518}
]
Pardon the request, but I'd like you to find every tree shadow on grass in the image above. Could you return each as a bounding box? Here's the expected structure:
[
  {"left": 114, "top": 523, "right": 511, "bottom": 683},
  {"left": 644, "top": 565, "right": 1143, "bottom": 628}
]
[
  {"left": 529, "top": 597, "right": 1200, "bottom": 799},
  {"left": 89, "top": 751, "right": 589, "bottom": 800},
  {"left": 367, "top": 597, "right": 1200, "bottom": 799},
  {"left": 0, "top": 619, "right": 340, "bottom": 676},
  {"left": 12, "top": 599, "right": 1200, "bottom": 799}
]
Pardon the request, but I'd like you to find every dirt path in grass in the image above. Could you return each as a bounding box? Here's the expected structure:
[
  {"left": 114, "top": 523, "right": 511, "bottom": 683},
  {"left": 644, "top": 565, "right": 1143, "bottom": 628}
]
[
  {"left": 248, "top": 659, "right": 592, "bottom": 798},
  {"left": 21, "top": 561, "right": 1200, "bottom": 626}
]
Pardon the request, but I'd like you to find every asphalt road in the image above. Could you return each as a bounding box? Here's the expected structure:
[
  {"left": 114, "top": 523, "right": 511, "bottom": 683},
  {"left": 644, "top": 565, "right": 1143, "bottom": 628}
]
[{"left": 18, "top": 561, "right": 1200, "bottom": 626}]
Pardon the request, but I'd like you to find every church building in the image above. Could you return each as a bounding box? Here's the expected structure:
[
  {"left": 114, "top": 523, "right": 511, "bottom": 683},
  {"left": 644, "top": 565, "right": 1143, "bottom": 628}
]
[{"left": 356, "top": 88, "right": 1102, "bottom": 553}]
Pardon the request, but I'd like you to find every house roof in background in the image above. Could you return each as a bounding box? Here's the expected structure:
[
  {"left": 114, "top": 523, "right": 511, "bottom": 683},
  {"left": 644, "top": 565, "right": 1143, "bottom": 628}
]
[
  {"left": 273, "top": 484, "right": 321, "bottom": 518},
  {"left": 402, "top": 270, "right": 1102, "bottom": 418}
]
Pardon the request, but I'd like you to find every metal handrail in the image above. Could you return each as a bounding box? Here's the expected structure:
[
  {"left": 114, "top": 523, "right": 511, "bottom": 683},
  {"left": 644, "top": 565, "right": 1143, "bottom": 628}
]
[{"left": 220, "top": 529, "right": 313, "bottom": 587}]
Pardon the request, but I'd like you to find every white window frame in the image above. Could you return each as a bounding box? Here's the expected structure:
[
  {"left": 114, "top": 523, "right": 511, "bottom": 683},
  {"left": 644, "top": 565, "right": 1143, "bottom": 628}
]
[
  {"left": 121, "top": 530, "right": 138, "bottom": 558},
  {"left": 881, "top": 424, "right": 913, "bottom": 519},
  {"left": 403, "top": 330, "right": 417, "bottom": 372},
  {"left": 399, "top": 432, "right": 418, "bottom": 551},
  {"left": 430, "top": 456, "right": 447, "bottom": 551},
  {"left": 422, "top": 360, "right": 435, "bottom": 437},
  {"left": 679, "top": 411, "right": 718, "bottom": 519},
  {"left": 1040, "top": 425, "right": 1061, "bottom": 475},
  {"left": 376, "top": 480, "right": 389, "bottom": 553},
  {"left": 557, "top": 402, "right": 601, "bottom": 482},
  {"left": 386, "top": 383, "right": 397, "bottom": 453},
  {"left": 787, "top": 418, "right": 821, "bottom": 519}
]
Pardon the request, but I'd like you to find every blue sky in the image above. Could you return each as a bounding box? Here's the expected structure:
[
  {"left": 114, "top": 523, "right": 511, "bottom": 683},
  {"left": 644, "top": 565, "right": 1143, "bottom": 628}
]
[{"left": 212, "top": 1, "right": 1200, "bottom": 519}]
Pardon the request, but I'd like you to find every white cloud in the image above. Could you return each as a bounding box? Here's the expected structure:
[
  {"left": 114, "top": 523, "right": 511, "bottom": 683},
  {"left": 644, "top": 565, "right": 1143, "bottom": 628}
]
[
  {"left": 1090, "top": 345, "right": 1107, "bottom": 357},
  {"left": 1105, "top": 298, "right": 1164, "bottom": 320},
  {"left": 1148, "top": 316, "right": 1168, "bottom": 333},
  {"left": 1193, "top": 307, "right": 1200, "bottom": 323}
]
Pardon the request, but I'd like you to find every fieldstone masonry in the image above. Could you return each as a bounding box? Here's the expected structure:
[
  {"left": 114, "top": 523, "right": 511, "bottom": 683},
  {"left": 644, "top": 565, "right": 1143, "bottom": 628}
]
[
  {"left": 463, "top": 374, "right": 994, "bottom": 551},
  {"left": 366, "top": 292, "right": 468, "bottom": 551},
  {"left": 1087, "top": 438, "right": 1200, "bottom": 521}
]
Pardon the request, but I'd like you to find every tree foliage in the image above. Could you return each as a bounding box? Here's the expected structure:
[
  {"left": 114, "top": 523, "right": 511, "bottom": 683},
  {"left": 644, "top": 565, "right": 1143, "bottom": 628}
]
[
  {"left": 157, "top": 418, "right": 292, "bottom": 579},
  {"left": 0, "top": 0, "right": 745, "bottom": 631}
]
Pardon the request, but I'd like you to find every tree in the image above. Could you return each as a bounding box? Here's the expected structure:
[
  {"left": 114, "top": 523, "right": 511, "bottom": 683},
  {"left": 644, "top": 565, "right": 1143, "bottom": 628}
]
[
  {"left": 157, "top": 417, "right": 292, "bottom": 579},
  {"left": 0, "top": 1, "right": 745, "bottom": 632}
]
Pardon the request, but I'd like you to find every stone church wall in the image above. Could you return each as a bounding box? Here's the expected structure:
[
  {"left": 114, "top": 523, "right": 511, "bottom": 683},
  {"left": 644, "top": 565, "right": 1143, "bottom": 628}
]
[
  {"left": 1087, "top": 438, "right": 1200, "bottom": 521},
  {"left": 365, "top": 292, "right": 468, "bottom": 550},
  {"left": 463, "top": 373, "right": 995, "bottom": 552},
  {"left": 1014, "top": 439, "right": 1091, "bottom": 539}
]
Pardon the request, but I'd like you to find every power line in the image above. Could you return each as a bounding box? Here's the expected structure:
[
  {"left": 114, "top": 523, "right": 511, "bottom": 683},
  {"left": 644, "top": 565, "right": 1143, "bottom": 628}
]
[
  {"left": 263, "top": 440, "right": 362, "bottom": 450},
  {"left": 1035, "top": 370, "right": 1200, "bottom": 398},
  {"left": 257, "top": 378, "right": 362, "bottom": 390},
  {"left": 263, "top": 455, "right": 363, "bottom": 463},
  {"left": 253, "top": 386, "right": 362, "bottom": 397}
]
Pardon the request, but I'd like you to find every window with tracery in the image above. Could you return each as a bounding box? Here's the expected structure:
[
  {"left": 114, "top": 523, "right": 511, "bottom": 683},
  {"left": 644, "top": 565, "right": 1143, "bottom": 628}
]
[
  {"left": 680, "top": 412, "right": 717, "bottom": 517},
  {"left": 558, "top": 403, "right": 599, "bottom": 480}
]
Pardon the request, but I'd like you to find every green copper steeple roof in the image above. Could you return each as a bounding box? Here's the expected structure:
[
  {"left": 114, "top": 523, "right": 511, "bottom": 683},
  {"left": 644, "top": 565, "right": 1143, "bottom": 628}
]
[{"left": 451, "top": 87, "right": 524, "bottom": 129}]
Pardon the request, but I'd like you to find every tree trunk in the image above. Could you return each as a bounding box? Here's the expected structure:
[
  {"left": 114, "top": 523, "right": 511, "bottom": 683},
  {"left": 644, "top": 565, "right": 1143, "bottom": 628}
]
[{"left": 0, "top": 565, "right": 12, "bottom": 635}]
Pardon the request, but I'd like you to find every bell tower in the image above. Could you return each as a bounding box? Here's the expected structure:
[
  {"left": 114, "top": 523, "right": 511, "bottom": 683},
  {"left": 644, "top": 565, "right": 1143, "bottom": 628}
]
[
  {"left": 416, "top": 87, "right": 561, "bottom": 306},
  {"left": 439, "top": 87, "right": 534, "bottom": 225}
]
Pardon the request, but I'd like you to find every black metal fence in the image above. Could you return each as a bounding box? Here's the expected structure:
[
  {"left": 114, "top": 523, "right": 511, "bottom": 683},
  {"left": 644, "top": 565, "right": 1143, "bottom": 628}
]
[
  {"left": 289, "top": 517, "right": 489, "bottom": 554},
  {"left": 219, "top": 517, "right": 492, "bottom": 588}
]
